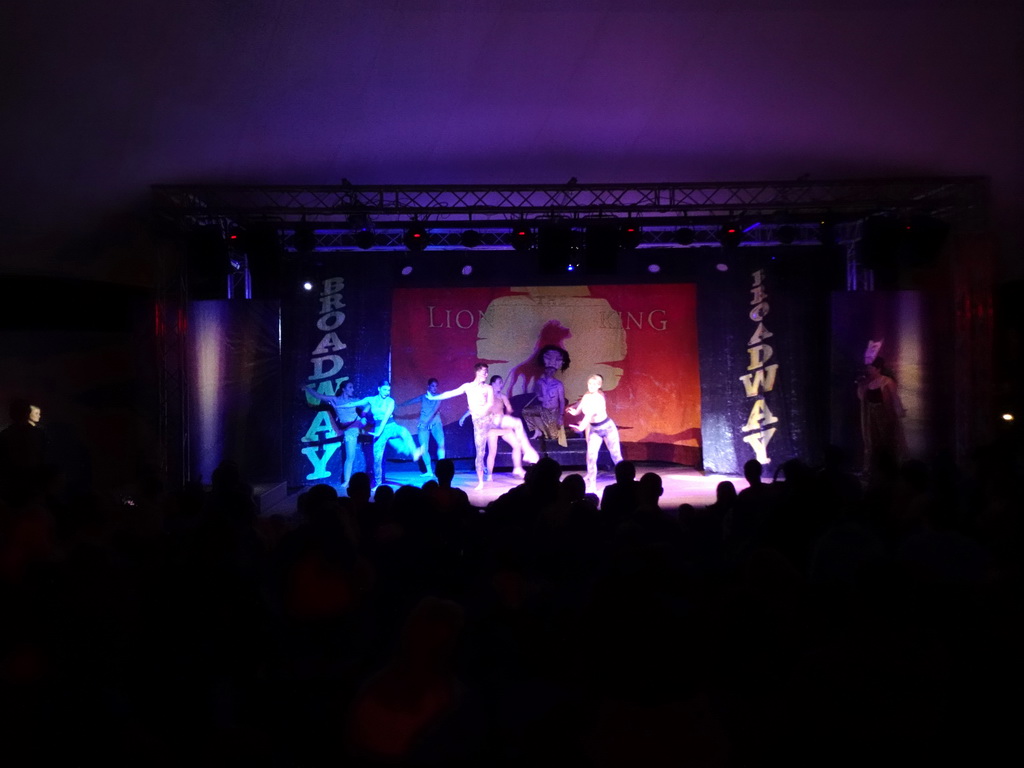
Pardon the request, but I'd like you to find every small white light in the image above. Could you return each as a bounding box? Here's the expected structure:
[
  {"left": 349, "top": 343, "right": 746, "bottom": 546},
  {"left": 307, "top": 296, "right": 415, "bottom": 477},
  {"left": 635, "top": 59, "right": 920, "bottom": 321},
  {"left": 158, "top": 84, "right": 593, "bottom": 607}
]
[
  {"left": 716, "top": 263, "right": 729, "bottom": 272},
  {"left": 401, "top": 266, "right": 413, "bottom": 276},
  {"left": 647, "top": 263, "right": 661, "bottom": 273},
  {"left": 1002, "top": 413, "right": 1014, "bottom": 422},
  {"left": 302, "top": 281, "right": 313, "bottom": 291},
  {"left": 461, "top": 265, "right": 473, "bottom": 276}
]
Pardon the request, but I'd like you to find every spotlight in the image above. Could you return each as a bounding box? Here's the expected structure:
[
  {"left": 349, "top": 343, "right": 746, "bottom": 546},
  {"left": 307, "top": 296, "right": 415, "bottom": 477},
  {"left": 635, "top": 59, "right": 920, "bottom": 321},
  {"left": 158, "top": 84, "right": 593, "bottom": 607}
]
[
  {"left": 716, "top": 263, "right": 729, "bottom": 272},
  {"left": 719, "top": 223, "right": 743, "bottom": 249},
  {"left": 403, "top": 224, "right": 429, "bottom": 251},
  {"left": 353, "top": 229, "right": 375, "bottom": 249},
  {"left": 461, "top": 265, "right": 473, "bottom": 276},
  {"left": 460, "top": 230, "right": 483, "bottom": 249},
  {"left": 302, "top": 281, "right": 314, "bottom": 291},
  {"left": 510, "top": 223, "right": 533, "bottom": 252},
  {"left": 1001, "top": 412, "right": 1014, "bottom": 422},
  {"left": 400, "top": 265, "right": 413, "bottom": 276},
  {"left": 647, "top": 263, "right": 661, "bottom": 273},
  {"left": 674, "top": 228, "right": 696, "bottom": 246}
]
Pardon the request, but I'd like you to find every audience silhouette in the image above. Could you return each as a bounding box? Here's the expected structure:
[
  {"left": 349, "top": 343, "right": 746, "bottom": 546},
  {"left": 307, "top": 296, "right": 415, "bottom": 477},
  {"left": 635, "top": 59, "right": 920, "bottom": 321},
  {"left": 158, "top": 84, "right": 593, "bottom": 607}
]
[{"left": 0, "top": 430, "right": 1017, "bottom": 766}]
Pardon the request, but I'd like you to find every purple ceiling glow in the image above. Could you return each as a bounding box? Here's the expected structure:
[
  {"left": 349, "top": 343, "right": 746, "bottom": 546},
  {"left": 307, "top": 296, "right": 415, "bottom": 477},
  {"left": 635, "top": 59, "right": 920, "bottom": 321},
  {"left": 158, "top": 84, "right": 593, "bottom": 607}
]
[{"left": 2, "top": 0, "right": 1022, "bottom": 276}]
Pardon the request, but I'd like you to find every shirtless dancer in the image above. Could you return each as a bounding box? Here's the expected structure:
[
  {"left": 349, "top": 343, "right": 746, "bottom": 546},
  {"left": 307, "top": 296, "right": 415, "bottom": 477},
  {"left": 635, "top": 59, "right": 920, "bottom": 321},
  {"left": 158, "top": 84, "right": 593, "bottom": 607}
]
[
  {"left": 399, "top": 378, "right": 446, "bottom": 477},
  {"left": 351, "top": 380, "right": 423, "bottom": 488},
  {"left": 566, "top": 374, "right": 623, "bottom": 495},
  {"left": 428, "top": 363, "right": 540, "bottom": 489},
  {"left": 460, "top": 374, "right": 523, "bottom": 481},
  {"left": 303, "top": 380, "right": 366, "bottom": 486}
]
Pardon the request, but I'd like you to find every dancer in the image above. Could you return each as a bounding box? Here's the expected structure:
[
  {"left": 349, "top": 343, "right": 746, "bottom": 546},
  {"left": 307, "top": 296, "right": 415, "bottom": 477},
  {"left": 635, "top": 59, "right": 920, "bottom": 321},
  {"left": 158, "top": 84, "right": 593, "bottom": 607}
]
[
  {"left": 398, "top": 378, "right": 446, "bottom": 477},
  {"left": 522, "top": 345, "right": 570, "bottom": 443},
  {"left": 459, "top": 374, "right": 524, "bottom": 481},
  {"left": 428, "top": 363, "right": 539, "bottom": 490},
  {"left": 304, "top": 380, "right": 368, "bottom": 487},
  {"left": 350, "top": 380, "right": 423, "bottom": 488},
  {"left": 567, "top": 374, "right": 623, "bottom": 496}
]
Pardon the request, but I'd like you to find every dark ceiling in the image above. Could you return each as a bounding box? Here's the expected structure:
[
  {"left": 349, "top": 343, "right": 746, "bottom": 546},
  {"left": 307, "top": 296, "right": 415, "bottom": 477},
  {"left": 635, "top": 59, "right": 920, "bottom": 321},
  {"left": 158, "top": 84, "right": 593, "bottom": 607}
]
[{"left": 3, "top": 0, "right": 1022, "bottom": 279}]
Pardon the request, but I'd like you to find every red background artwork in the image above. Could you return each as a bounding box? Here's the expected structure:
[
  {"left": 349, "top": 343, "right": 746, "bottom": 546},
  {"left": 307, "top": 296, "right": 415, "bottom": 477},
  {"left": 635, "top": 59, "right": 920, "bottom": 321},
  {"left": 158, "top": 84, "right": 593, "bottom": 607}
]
[{"left": 389, "top": 283, "right": 701, "bottom": 465}]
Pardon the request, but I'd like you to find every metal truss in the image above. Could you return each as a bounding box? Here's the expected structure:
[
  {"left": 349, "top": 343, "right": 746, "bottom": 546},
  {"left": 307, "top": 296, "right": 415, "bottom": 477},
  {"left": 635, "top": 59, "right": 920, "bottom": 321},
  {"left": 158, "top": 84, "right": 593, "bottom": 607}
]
[
  {"left": 154, "top": 177, "right": 989, "bottom": 232},
  {"left": 274, "top": 220, "right": 858, "bottom": 252}
]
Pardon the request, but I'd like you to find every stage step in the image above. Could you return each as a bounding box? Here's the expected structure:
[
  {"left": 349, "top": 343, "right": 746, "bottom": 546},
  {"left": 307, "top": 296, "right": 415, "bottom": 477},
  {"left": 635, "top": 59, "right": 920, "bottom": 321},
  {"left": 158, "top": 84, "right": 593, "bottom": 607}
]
[
  {"left": 253, "top": 481, "right": 288, "bottom": 513},
  {"left": 492, "top": 436, "right": 615, "bottom": 471}
]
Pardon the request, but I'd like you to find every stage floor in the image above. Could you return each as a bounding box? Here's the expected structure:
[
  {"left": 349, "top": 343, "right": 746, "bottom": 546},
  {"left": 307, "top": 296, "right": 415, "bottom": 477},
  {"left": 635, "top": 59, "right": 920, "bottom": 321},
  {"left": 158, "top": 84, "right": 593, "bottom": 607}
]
[{"left": 262, "top": 462, "right": 741, "bottom": 517}]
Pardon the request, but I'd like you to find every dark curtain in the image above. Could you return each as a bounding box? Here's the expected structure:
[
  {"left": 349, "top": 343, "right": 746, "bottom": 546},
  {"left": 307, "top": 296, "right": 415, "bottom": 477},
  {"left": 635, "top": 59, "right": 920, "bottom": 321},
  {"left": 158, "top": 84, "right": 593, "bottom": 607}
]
[
  {"left": 187, "top": 300, "right": 282, "bottom": 484},
  {"left": 697, "top": 247, "right": 835, "bottom": 475}
]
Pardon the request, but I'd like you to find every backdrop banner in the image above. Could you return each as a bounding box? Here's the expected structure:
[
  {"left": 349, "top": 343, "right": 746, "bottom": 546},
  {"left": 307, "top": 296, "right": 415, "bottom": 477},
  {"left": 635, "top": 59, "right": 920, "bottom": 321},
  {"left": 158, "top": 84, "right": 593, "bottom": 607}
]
[
  {"left": 284, "top": 259, "right": 393, "bottom": 487},
  {"left": 697, "top": 247, "right": 833, "bottom": 475},
  {"left": 389, "top": 282, "right": 702, "bottom": 466}
]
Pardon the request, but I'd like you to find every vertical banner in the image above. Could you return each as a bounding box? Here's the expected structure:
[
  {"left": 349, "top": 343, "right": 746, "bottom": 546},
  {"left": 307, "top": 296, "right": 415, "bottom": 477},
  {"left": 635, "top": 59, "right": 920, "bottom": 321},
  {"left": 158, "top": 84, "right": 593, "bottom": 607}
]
[
  {"left": 698, "top": 248, "right": 831, "bottom": 475},
  {"left": 283, "top": 258, "right": 393, "bottom": 487}
]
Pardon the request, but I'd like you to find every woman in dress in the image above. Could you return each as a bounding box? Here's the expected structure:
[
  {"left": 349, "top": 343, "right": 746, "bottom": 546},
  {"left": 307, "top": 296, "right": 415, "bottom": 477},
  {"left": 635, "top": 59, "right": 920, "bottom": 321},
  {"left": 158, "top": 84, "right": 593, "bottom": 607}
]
[{"left": 856, "top": 356, "right": 907, "bottom": 473}]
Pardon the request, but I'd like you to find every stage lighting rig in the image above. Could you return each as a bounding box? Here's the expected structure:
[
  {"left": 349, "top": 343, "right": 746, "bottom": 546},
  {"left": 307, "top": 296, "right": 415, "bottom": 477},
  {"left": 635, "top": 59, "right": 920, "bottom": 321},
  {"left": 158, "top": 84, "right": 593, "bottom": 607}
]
[
  {"left": 353, "top": 228, "right": 375, "bottom": 249},
  {"left": 510, "top": 223, "right": 533, "bottom": 252},
  {"left": 719, "top": 223, "right": 744, "bottom": 249},
  {"left": 620, "top": 222, "right": 641, "bottom": 250},
  {"left": 674, "top": 228, "right": 696, "bottom": 246},
  {"left": 460, "top": 230, "right": 483, "bottom": 249},
  {"left": 293, "top": 219, "right": 317, "bottom": 253},
  {"left": 403, "top": 223, "right": 429, "bottom": 251}
]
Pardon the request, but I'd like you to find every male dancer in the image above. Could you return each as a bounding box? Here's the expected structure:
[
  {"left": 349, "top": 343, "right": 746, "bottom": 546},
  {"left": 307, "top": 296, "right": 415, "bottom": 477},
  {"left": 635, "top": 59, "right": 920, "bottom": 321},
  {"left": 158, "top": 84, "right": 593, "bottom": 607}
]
[
  {"left": 567, "top": 374, "right": 623, "bottom": 496},
  {"left": 350, "top": 380, "right": 422, "bottom": 488},
  {"left": 398, "top": 378, "right": 446, "bottom": 477},
  {"left": 428, "top": 363, "right": 539, "bottom": 489},
  {"left": 522, "top": 345, "right": 570, "bottom": 443},
  {"left": 303, "top": 379, "right": 367, "bottom": 487},
  {"left": 459, "top": 374, "right": 524, "bottom": 481}
]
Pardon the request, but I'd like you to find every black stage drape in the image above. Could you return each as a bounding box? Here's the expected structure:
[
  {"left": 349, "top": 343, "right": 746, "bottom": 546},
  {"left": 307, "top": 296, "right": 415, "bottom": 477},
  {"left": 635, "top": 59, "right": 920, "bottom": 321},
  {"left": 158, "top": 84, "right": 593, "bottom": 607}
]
[
  {"left": 283, "top": 258, "right": 393, "bottom": 487},
  {"left": 697, "top": 247, "right": 835, "bottom": 475}
]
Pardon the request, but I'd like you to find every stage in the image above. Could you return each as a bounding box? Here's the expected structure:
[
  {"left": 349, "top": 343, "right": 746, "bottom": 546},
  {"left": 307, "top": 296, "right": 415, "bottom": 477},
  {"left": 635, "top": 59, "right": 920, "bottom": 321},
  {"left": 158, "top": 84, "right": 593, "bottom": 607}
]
[{"left": 261, "top": 461, "right": 742, "bottom": 517}]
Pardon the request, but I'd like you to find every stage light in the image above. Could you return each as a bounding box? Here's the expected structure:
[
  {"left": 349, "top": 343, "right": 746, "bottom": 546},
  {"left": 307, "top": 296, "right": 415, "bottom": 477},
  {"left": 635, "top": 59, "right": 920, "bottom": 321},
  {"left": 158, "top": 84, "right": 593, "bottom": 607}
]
[
  {"left": 403, "top": 224, "right": 429, "bottom": 251},
  {"left": 716, "top": 263, "right": 729, "bottom": 272},
  {"left": 293, "top": 220, "right": 316, "bottom": 253},
  {"left": 302, "top": 281, "right": 314, "bottom": 291},
  {"left": 353, "top": 229, "right": 375, "bottom": 249},
  {"left": 719, "top": 223, "right": 743, "bottom": 249},
  {"left": 460, "top": 230, "right": 482, "bottom": 249},
  {"left": 817, "top": 215, "right": 836, "bottom": 246},
  {"left": 537, "top": 220, "right": 577, "bottom": 274},
  {"left": 400, "top": 265, "right": 413, "bottom": 276},
  {"left": 461, "top": 265, "right": 473, "bottom": 276},
  {"left": 675, "top": 228, "right": 695, "bottom": 246},
  {"left": 1001, "top": 412, "right": 1014, "bottom": 422},
  {"left": 777, "top": 225, "right": 797, "bottom": 245},
  {"left": 621, "top": 223, "right": 641, "bottom": 250},
  {"left": 510, "top": 224, "right": 533, "bottom": 252},
  {"left": 647, "top": 263, "right": 661, "bottom": 273},
  {"left": 901, "top": 215, "right": 949, "bottom": 267},
  {"left": 583, "top": 220, "right": 620, "bottom": 275}
]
